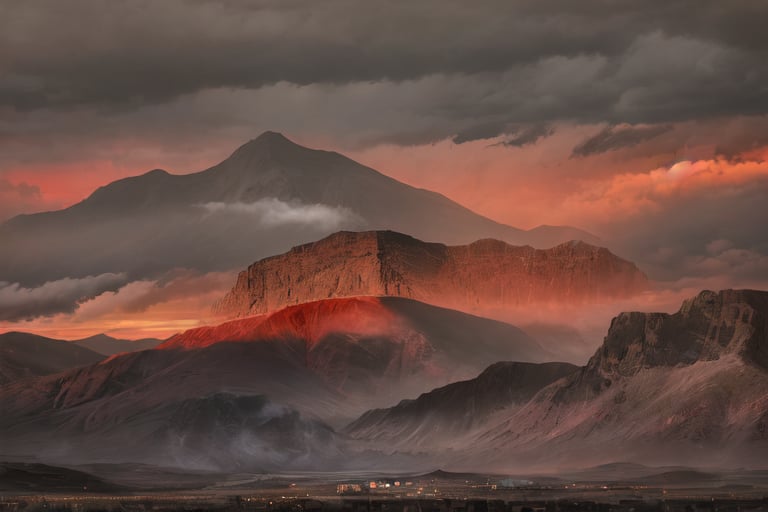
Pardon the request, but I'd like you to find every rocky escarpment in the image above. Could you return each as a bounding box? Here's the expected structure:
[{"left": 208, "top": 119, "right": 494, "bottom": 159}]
[
  {"left": 214, "top": 230, "right": 648, "bottom": 317},
  {"left": 553, "top": 288, "right": 768, "bottom": 403},
  {"left": 603, "top": 288, "right": 768, "bottom": 372}
]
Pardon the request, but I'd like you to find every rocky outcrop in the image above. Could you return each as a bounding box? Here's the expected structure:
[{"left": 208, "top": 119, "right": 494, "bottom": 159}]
[
  {"left": 605, "top": 288, "right": 768, "bottom": 371},
  {"left": 553, "top": 289, "right": 768, "bottom": 402},
  {"left": 214, "top": 230, "right": 648, "bottom": 317}
]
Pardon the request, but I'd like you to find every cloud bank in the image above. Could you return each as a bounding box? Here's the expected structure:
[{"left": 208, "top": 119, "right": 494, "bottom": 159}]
[
  {"left": 0, "top": 273, "right": 128, "bottom": 322},
  {"left": 572, "top": 124, "right": 674, "bottom": 157},
  {"left": 200, "top": 198, "right": 362, "bottom": 230}
]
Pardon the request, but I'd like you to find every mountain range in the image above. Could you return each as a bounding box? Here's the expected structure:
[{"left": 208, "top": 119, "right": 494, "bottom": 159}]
[
  {"left": 72, "top": 334, "right": 161, "bottom": 355},
  {"left": 345, "top": 361, "right": 578, "bottom": 450},
  {"left": 1, "top": 289, "right": 765, "bottom": 471},
  {"left": 0, "top": 331, "right": 163, "bottom": 385},
  {"left": 0, "top": 131, "right": 762, "bottom": 477},
  {"left": 214, "top": 230, "right": 647, "bottom": 318},
  {"left": 347, "top": 289, "right": 768, "bottom": 470},
  {"left": 0, "top": 132, "right": 596, "bottom": 287},
  {"left": 0, "top": 296, "right": 549, "bottom": 470},
  {"left": 0, "top": 332, "right": 105, "bottom": 384}
]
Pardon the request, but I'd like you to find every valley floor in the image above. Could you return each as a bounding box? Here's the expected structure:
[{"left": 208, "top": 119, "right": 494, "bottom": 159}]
[{"left": 3, "top": 463, "right": 768, "bottom": 511}]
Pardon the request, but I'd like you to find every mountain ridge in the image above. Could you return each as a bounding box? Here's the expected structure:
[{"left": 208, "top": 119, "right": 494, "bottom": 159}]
[
  {"left": 72, "top": 334, "right": 162, "bottom": 356},
  {"left": 345, "top": 361, "right": 577, "bottom": 449},
  {"left": 0, "top": 331, "right": 106, "bottom": 384},
  {"left": 214, "top": 230, "right": 648, "bottom": 318},
  {"left": 0, "top": 296, "right": 550, "bottom": 470},
  {"left": 1, "top": 289, "right": 766, "bottom": 470},
  {"left": 346, "top": 289, "right": 768, "bottom": 469},
  {"left": 0, "top": 132, "right": 597, "bottom": 287}
]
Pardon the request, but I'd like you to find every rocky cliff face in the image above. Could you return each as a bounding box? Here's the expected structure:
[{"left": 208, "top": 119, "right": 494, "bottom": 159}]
[
  {"left": 601, "top": 288, "right": 768, "bottom": 372},
  {"left": 553, "top": 289, "right": 768, "bottom": 403},
  {"left": 214, "top": 230, "right": 648, "bottom": 317}
]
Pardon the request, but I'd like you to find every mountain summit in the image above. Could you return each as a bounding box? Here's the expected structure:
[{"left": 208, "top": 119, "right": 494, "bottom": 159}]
[{"left": 0, "top": 133, "right": 597, "bottom": 286}]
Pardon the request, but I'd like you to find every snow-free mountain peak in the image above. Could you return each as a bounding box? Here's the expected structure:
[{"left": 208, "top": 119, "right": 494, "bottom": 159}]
[{"left": 0, "top": 134, "right": 600, "bottom": 288}]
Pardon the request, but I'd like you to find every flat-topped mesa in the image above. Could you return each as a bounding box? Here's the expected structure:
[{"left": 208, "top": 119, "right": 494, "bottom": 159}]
[
  {"left": 585, "top": 289, "right": 768, "bottom": 381},
  {"left": 213, "top": 230, "right": 649, "bottom": 318}
]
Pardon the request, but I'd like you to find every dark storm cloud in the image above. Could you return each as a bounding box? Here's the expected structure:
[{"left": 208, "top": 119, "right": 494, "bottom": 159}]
[
  {"left": 452, "top": 122, "right": 511, "bottom": 145},
  {"left": 0, "top": 273, "right": 128, "bottom": 321},
  {"left": 452, "top": 124, "right": 554, "bottom": 147},
  {"left": 599, "top": 168, "right": 768, "bottom": 284},
  {"left": 572, "top": 124, "right": 674, "bottom": 157},
  {"left": 1, "top": 0, "right": 767, "bottom": 147},
  {"left": 498, "top": 125, "right": 555, "bottom": 148}
]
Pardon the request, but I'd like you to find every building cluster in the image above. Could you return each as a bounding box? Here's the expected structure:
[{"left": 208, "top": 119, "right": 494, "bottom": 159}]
[{"left": 337, "top": 481, "right": 421, "bottom": 496}]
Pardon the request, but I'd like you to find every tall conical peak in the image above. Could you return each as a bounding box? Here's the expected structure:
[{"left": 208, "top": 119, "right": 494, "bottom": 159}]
[
  {"left": 252, "top": 130, "right": 293, "bottom": 145},
  {"left": 226, "top": 131, "right": 302, "bottom": 161}
]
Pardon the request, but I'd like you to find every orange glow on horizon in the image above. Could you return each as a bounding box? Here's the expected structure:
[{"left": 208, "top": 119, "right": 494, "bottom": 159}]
[{"left": 0, "top": 272, "right": 235, "bottom": 341}]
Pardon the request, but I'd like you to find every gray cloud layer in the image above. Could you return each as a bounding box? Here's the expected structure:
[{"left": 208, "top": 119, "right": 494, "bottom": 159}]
[
  {"left": 497, "top": 125, "right": 556, "bottom": 148},
  {"left": 1, "top": 1, "right": 767, "bottom": 149},
  {"left": 200, "top": 198, "right": 363, "bottom": 231},
  {"left": 572, "top": 124, "right": 674, "bottom": 157},
  {"left": 0, "top": 273, "right": 127, "bottom": 321},
  {"left": 601, "top": 172, "right": 768, "bottom": 284}
]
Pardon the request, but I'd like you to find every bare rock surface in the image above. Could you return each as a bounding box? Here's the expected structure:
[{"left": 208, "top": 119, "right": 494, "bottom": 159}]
[{"left": 215, "top": 230, "right": 648, "bottom": 317}]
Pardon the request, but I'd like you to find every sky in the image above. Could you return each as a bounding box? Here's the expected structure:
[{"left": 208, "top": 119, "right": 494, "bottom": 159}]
[{"left": 1, "top": 1, "right": 767, "bottom": 340}]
